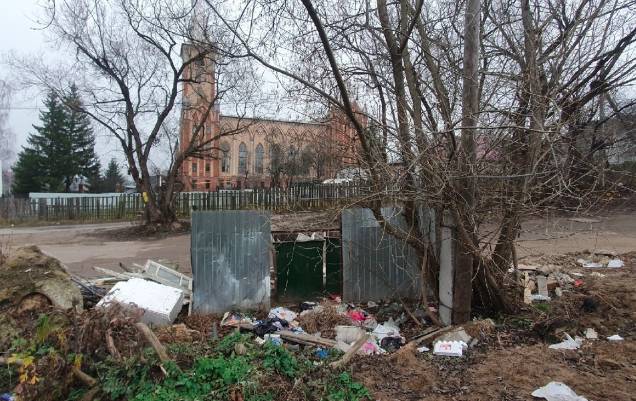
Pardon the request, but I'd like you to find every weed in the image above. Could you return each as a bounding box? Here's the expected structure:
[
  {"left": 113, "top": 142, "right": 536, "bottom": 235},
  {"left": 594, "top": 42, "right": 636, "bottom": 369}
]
[
  {"left": 214, "top": 331, "right": 251, "bottom": 354},
  {"left": 533, "top": 302, "right": 551, "bottom": 313},
  {"left": 195, "top": 356, "right": 251, "bottom": 385},
  {"left": 326, "top": 372, "right": 372, "bottom": 401},
  {"left": 261, "top": 343, "right": 298, "bottom": 378}
]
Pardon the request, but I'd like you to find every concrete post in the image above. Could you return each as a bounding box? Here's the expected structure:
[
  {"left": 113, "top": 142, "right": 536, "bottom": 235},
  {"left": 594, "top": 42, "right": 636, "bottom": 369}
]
[{"left": 439, "top": 211, "right": 456, "bottom": 325}]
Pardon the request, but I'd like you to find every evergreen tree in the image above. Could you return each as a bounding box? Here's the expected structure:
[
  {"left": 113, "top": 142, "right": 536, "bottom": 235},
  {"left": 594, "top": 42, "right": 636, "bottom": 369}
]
[
  {"left": 12, "top": 148, "right": 44, "bottom": 195},
  {"left": 11, "top": 87, "right": 100, "bottom": 195},
  {"left": 12, "top": 91, "right": 67, "bottom": 194},
  {"left": 101, "top": 159, "right": 125, "bottom": 192},
  {"left": 64, "top": 85, "right": 100, "bottom": 190}
]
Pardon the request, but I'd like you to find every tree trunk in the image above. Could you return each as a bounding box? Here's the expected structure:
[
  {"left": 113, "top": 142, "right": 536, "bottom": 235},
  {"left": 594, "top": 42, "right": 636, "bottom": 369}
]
[{"left": 453, "top": 0, "right": 482, "bottom": 324}]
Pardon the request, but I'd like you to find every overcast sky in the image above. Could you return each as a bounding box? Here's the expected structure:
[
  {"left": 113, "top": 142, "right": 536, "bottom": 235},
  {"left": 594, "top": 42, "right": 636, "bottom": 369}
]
[
  {"left": 0, "top": 0, "right": 47, "bottom": 156},
  {"left": 0, "top": 0, "right": 128, "bottom": 170}
]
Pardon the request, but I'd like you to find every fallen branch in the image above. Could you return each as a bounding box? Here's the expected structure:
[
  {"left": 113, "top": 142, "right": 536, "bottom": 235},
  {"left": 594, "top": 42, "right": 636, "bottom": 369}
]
[
  {"left": 72, "top": 366, "right": 98, "bottom": 387},
  {"left": 238, "top": 323, "right": 338, "bottom": 348},
  {"left": 105, "top": 328, "right": 121, "bottom": 360},
  {"left": 330, "top": 334, "right": 369, "bottom": 369},
  {"left": 135, "top": 322, "right": 170, "bottom": 362},
  {"left": 80, "top": 386, "right": 100, "bottom": 401},
  {"left": 279, "top": 331, "right": 337, "bottom": 348},
  {"left": 412, "top": 325, "right": 454, "bottom": 345},
  {"left": 0, "top": 356, "right": 22, "bottom": 366}
]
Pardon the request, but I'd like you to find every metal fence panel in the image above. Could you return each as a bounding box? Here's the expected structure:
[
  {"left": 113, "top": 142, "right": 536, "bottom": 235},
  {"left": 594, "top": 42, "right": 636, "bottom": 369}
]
[
  {"left": 341, "top": 207, "right": 434, "bottom": 302},
  {"left": 191, "top": 211, "right": 271, "bottom": 313}
]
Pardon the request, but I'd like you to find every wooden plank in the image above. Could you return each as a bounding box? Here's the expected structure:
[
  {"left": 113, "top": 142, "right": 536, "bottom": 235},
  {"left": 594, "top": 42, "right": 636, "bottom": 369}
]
[{"left": 330, "top": 333, "right": 369, "bottom": 368}]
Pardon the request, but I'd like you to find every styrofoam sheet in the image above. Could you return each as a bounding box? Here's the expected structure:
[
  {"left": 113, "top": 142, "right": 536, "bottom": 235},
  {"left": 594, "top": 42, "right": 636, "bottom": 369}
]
[{"left": 97, "top": 278, "right": 184, "bottom": 327}]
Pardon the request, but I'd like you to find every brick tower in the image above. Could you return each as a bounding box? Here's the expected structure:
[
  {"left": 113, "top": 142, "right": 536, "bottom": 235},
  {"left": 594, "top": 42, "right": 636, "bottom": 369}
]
[{"left": 177, "top": 6, "right": 220, "bottom": 191}]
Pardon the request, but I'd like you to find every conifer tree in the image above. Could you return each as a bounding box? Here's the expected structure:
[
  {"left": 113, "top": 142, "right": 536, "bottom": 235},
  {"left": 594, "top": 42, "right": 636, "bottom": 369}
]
[
  {"left": 12, "top": 87, "right": 100, "bottom": 194},
  {"left": 12, "top": 91, "right": 66, "bottom": 194},
  {"left": 64, "top": 85, "right": 100, "bottom": 190},
  {"left": 101, "top": 159, "right": 125, "bottom": 192}
]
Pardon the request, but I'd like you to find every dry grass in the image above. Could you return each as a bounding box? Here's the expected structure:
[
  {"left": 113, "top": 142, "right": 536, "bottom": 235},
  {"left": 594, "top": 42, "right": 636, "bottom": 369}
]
[{"left": 297, "top": 305, "right": 352, "bottom": 339}]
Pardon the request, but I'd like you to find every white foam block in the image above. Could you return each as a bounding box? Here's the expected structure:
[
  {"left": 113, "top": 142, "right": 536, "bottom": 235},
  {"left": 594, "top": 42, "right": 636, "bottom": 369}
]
[
  {"left": 97, "top": 278, "right": 184, "bottom": 327},
  {"left": 433, "top": 341, "right": 464, "bottom": 357}
]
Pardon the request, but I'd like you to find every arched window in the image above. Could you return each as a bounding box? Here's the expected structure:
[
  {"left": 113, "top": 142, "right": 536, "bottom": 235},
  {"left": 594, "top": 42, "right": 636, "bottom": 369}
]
[
  {"left": 255, "top": 144, "right": 264, "bottom": 174},
  {"left": 238, "top": 142, "right": 248, "bottom": 175},
  {"left": 220, "top": 142, "right": 231, "bottom": 173}
]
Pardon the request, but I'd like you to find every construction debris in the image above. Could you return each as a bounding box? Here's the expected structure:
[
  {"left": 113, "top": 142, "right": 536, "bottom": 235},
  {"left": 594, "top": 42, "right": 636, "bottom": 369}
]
[
  {"left": 91, "top": 259, "right": 192, "bottom": 310},
  {"left": 97, "top": 278, "right": 184, "bottom": 326}
]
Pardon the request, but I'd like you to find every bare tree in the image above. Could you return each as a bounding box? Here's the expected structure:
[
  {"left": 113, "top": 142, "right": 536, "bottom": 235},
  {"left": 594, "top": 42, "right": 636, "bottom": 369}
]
[
  {"left": 204, "top": 0, "right": 636, "bottom": 320},
  {"left": 16, "top": 0, "right": 258, "bottom": 226},
  {"left": 0, "top": 80, "right": 14, "bottom": 173}
]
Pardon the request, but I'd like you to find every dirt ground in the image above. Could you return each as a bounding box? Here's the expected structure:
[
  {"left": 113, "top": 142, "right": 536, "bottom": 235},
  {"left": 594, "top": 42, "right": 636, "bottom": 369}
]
[
  {"left": 1, "top": 211, "right": 635, "bottom": 400},
  {"left": 1, "top": 210, "right": 635, "bottom": 279},
  {"left": 353, "top": 254, "right": 636, "bottom": 401}
]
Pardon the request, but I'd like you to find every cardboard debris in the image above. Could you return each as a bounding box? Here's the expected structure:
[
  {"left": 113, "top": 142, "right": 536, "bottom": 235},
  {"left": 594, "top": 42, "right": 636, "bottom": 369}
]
[
  {"left": 532, "top": 381, "right": 589, "bottom": 401},
  {"left": 97, "top": 278, "right": 184, "bottom": 327}
]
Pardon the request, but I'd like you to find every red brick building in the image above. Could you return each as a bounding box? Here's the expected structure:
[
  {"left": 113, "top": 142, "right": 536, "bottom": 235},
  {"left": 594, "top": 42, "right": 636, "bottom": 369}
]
[{"left": 177, "top": 44, "right": 362, "bottom": 191}]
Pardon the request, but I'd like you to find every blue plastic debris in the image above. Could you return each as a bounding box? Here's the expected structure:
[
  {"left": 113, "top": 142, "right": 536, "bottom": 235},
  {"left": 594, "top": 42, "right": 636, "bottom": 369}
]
[{"left": 315, "top": 348, "right": 329, "bottom": 359}]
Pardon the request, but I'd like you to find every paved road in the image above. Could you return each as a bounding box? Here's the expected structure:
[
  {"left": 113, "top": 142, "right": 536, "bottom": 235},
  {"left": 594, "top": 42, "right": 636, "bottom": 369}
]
[
  {"left": 2, "top": 212, "right": 636, "bottom": 279},
  {"left": 1, "top": 221, "right": 190, "bottom": 278},
  {"left": 0, "top": 222, "right": 131, "bottom": 236}
]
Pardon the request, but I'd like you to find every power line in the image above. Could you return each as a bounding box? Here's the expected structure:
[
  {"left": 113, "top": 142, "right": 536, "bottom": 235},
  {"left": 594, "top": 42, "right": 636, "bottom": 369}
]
[{"left": 0, "top": 107, "right": 40, "bottom": 110}]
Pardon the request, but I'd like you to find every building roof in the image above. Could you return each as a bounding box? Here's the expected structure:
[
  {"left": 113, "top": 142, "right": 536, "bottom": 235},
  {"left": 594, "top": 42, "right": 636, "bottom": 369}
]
[{"left": 219, "top": 114, "right": 327, "bottom": 128}]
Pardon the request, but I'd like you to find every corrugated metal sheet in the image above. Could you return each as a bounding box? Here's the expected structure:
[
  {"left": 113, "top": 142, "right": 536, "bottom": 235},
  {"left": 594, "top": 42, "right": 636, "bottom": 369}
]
[
  {"left": 341, "top": 207, "right": 434, "bottom": 302},
  {"left": 191, "top": 211, "right": 271, "bottom": 313}
]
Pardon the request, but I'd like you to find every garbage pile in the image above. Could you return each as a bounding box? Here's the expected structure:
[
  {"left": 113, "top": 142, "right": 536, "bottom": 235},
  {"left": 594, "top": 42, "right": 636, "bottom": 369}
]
[
  {"left": 220, "top": 299, "right": 411, "bottom": 356},
  {"left": 219, "top": 299, "right": 493, "bottom": 359},
  {"left": 575, "top": 249, "right": 624, "bottom": 269},
  {"left": 513, "top": 260, "right": 577, "bottom": 304}
]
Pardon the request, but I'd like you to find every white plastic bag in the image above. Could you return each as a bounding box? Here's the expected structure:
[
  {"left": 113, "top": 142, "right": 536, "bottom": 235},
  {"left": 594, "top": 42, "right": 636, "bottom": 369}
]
[{"left": 531, "top": 382, "right": 588, "bottom": 401}]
